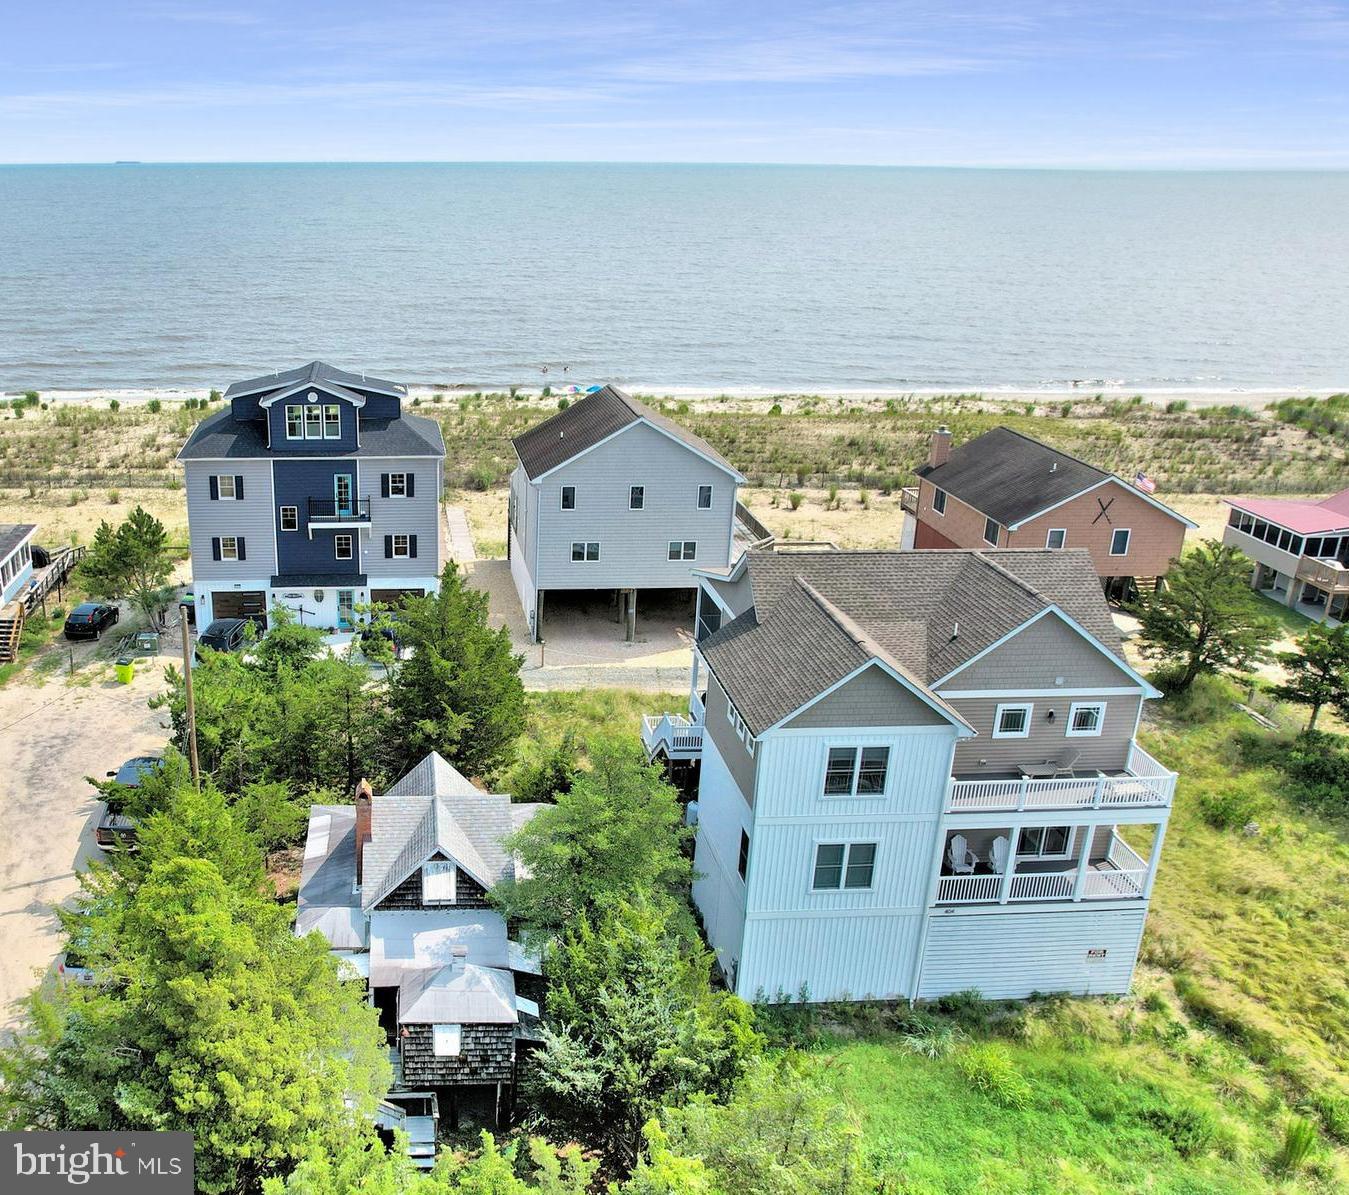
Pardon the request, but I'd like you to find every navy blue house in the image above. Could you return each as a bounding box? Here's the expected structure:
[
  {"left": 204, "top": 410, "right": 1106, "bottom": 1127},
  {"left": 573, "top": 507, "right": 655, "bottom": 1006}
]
[{"left": 177, "top": 362, "right": 445, "bottom": 630}]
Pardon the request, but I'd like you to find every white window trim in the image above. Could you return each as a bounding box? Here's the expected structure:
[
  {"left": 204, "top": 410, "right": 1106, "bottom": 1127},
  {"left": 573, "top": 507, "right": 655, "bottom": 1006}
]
[
  {"left": 323, "top": 404, "right": 341, "bottom": 440},
  {"left": 629, "top": 485, "right": 645, "bottom": 510},
  {"left": 560, "top": 486, "right": 576, "bottom": 511},
  {"left": 1045, "top": 528, "right": 1066, "bottom": 549},
  {"left": 285, "top": 406, "right": 304, "bottom": 440},
  {"left": 279, "top": 505, "right": 298, "bottom": 532},
  {"left": 571, "top": 541, "right": 600, "bottom": 562},
  {"left": 992, "top": 702, "right": 1033, "bottom": 738},
  {"left": 983, "top": 517, "right": 1000, "bottom": 546},
  {"left": 432, "top": 1023, "right": 462, "bottom": 1056},
  {"left": 932, "top": 487, "right": 948, "bottom": 515},
  {"left": 219, "top": 536, "right": 239, "bottom": 561},
  {"left": 724, "top": 697, "right": 756, "bottom": 753},
  {"left": 335, "top": 534, "right": 354, "bottom": 561},
  {"left": 304, "top": 405, "right": 324, "bottom": 440},
  {"left": 1110, "top": 527, "right": 1132, "bottom": 556},
  {"left": 1016, "top": 825, "right": 1074, "bottom": 861},
  {"left": 822, "top": 745, "right": 890, "bottom": 798},
  {"left": 697, "top": 484, "right": 714, "bottom": 509},
  {"left": 216, "top": 474, "right": 237, "bottom": 501},
  {"left": 809, "top": 840, "right": 878, "bottom": 893},
  {"left": 1066, "top": 701, "right": 1106, "bottom": 737},
  {"left": 422, "top": 859, "right": 456, "bottom": 904},
  {"left": 391, "top": 534, "right": 411, "bottom": 559},
  {"left": 388, "top": 472, "right": 407, "bottom": 496},
  {"left": 668, "top": 540, "right": 697, "bottom": 561}
]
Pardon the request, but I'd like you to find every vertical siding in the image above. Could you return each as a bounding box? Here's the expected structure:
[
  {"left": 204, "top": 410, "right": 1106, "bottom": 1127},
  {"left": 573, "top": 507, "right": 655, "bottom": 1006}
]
[
  {"left": 185, "top": 459, "right": 277, "bottom": 582},
  {"left": 533, "top": 422, "right": 737, "bottom": 590},
  {"left": 691, "top": 733, "right": 751, "bottom": 979},
  {"left": 917, "top": 907, "right": 1147, "bottom": 998},
  {"left": 364, "top": 459, "right": 442, "bottom": 580}
]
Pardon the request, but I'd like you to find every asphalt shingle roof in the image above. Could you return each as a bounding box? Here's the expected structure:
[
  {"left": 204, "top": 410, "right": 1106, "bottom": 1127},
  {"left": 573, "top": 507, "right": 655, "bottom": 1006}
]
[
  {"left": 397, "top": 962, "right": 518, "bottom": 1025},
  {"left": 0, "top": 524, "right": 36, "bottom": 561},
  {"left": 511, "top": 384, "right": 738, "bottom": 480},
  {"left": 177, "top": 407, "right": 445, "bottom": 460},
  {"left": 223, "top": 360, "right": 405, "bottom": 400},
  {"left": 700, "top": 548, "right": 1127, "bottom": 735}
]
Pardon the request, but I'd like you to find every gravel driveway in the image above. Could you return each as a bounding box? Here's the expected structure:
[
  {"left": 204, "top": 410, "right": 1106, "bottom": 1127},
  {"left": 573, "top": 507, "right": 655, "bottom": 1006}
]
[{"left": 0, "top": 655, "right": 170, "bottom": 1034}]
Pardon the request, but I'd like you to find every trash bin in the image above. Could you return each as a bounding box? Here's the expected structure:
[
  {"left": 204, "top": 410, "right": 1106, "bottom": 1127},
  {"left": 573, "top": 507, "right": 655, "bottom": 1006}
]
[{"left": 114, "top": 656, "right": 135, "bottom": 684}]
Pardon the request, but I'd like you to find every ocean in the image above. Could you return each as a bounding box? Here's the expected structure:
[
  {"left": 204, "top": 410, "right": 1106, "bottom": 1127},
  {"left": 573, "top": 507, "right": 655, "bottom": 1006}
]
[{"left": 0, "top": 163, "right": 1346, "bottom": 394}]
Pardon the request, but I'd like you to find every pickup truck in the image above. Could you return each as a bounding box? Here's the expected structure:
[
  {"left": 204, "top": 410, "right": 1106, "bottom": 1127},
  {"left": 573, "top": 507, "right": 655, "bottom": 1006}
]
[{"left": 94, "top": 755, "right": 163, "bottom": 851}]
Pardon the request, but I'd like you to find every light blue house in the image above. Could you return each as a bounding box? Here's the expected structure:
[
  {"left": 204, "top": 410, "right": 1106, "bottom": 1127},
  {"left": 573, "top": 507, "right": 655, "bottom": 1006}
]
[
  {"left": 177, "top": 362, "right": 445, "bottom": 630},
  {"left": 0, "top": 524, "right": 37, "bottom": 605}
]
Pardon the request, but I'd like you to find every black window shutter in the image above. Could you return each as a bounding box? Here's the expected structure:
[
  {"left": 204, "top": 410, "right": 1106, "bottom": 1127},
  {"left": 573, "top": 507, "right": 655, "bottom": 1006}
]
[
  {"left": 406, "top": 473, "right": 415, "bottom": 498},
  {"left": 384, "top": 535, "right": 393, "bottom": 559},
  {"left": 381, "top": 473, "right": 390, "bottom": 498},
  {"left": 208, "top": 476, "right": 219, "bottom": 501},
  {"left": 408, "top": 534, "right": 418, "bottom": 559},
  {"left": 211, "top": 537, "right": 221, "bottom": 561},
  {"left": 234, "top": 475, "right": 244, "bottom": 500},
  {"left": 237, "top": 537, "right": 247, "bottom": 561}
]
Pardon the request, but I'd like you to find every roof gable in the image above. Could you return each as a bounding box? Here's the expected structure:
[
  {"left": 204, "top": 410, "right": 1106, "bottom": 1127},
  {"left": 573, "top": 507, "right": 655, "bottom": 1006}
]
[{"left": 224, "top": 360, "right": 405, "bottom": 401}]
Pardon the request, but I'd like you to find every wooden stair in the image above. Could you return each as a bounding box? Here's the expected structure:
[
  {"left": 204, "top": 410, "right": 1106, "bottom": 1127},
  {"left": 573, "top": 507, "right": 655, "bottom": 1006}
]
[{"left": 0, "top": 600, "right": 25, "bottom": 664}]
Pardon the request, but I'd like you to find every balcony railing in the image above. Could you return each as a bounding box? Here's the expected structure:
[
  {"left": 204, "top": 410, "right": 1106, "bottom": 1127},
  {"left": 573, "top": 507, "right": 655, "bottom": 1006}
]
[
  {"left": 946, "top": 742, "right": 1176, "bottom": 813},
  {"left": 935, "top": 833, "right": 1149, "bottom": 905},
  {"left": 1296, "top": 555, "right": 1349, "bottom": 594},
  {"left": 641, "top": 713, "right": 704, "bottom": 761},
  {"left": 900, "top": 486, "right": 919, "bottom": 515},
  {"left": 308, "top": 497, "right": 372, "bottom": 522}
]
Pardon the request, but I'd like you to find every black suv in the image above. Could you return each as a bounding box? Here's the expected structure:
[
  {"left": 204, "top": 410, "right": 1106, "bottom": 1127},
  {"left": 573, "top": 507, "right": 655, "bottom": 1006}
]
[
  {"left": 195, "top": 617, "right": 249, "bottom": 660},
  {"left": 63, "top": 602, "right": 119, "bottom": 641},
  {"left": 94, "top": 754, "right": 162, "bottom": 851}
]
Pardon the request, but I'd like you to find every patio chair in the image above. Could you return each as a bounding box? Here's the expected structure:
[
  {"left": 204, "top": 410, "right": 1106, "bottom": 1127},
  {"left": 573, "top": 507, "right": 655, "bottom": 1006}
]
[
  {"left": 946, "top": 834, "right": 978, "bottom": 875},
  {"left": 1051, "top": 751, "right": 1082, "bottom": 778},
  {"left": 990, "top": 835, "right": 1010, "bottom": 875}
]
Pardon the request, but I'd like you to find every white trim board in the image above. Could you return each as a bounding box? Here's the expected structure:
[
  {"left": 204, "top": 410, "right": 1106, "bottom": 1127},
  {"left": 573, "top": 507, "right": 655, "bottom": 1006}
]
[
  {"left": 522, "top": 416, "right": 745, "bottom": 485},
  {"left": 938, "top": 686, "right": 1143, "bottom": 699}
]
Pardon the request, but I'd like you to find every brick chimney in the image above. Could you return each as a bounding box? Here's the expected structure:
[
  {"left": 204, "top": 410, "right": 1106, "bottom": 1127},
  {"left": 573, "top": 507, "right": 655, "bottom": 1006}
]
[
  {"left": 353, "top": 778, "right": 373, "bottom": 886},
  {"left": 928, "top": 425, "right": 953, "bottom": 469}
]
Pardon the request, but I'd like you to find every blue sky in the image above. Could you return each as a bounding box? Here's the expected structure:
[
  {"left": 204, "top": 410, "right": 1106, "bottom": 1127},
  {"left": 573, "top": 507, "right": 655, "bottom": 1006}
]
[{"left": 1, "top": 2, "right": 1347, "bottom": 166}]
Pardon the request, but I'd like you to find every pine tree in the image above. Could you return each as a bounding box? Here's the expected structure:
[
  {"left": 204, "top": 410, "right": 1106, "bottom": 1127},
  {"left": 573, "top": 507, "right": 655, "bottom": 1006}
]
[{"left": 1271, "top": 623, "right": 1349, "bottom": 731}]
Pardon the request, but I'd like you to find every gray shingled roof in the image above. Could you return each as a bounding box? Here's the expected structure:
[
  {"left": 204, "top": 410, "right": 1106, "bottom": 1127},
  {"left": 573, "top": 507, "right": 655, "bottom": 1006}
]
[
  {"left": 385, "top": 751, "right": 484, "bottom": 799},
  {"left": 177, "top": 407, "right": 445, "bottom": 460},
  {"left": 224, "top": 360, "right": 405, "bottom": 400},
  {"left": 397, "top": 962, "right": 518, "bottom": 1025},
  {"left": 701, "top": 548, "right": 1128, "bottom": 734},
  {"left": 916, "top": 427, "right": 1114, "bottom": 528},
  {"left": 511, "top": 384, "right": 738, "bottom": 480},
  {"left": 0, "top": 524, "right": 36, "bottom": 561}
]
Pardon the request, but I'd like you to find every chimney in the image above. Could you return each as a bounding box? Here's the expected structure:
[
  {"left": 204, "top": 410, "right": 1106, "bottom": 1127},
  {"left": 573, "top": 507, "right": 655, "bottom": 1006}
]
[
  {"left": 928, "top": 425, "right": 952, "bottom": 469},
  {"left": 450, "top": 945, "right": 469, "bottom": 972},
  {"left": 353, "top": 779, "right": 373, "bottom": 886}
]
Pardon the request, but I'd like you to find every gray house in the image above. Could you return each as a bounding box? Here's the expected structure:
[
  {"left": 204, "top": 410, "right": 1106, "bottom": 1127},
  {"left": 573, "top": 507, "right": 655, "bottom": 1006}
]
[
  {"left": 507, "top": 386, "right": 744, "bottom": 640},
  {"left": 177, "top": 361, "right": 444, "bottom": 631}
]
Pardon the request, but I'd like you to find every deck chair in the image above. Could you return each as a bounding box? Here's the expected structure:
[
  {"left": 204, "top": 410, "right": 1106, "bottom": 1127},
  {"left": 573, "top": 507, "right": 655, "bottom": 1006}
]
[
  {"left": 1051, "top": 751, "right": 1082, "bottom": 778},
  {"left": 947, "top": 834, "right": 977, "bottom": 875},
  {"left": 990, "top": 835, "right": 1010, "bottom": 875}
]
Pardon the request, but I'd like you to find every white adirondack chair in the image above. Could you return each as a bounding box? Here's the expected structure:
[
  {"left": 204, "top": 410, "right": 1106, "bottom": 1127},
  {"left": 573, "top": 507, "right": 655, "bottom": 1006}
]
[
  {"left": 990, "top": 835, "right": 1011, "bottom": 875},
  {"left": 947, "top": 834, "right": 977, "bottom": 874}
]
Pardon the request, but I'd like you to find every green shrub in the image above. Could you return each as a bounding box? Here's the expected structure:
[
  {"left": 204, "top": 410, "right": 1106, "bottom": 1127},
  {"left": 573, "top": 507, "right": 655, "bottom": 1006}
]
[
  {"left": 769, "top": 402, "right": 782, "bottom": 415},
  {"left": 208, "top": 389, "right": 221, "bottom": 402},
  {"left": 956, "top": 1042, "right": 1031, "bottom": 1109},
  {"left": 146, "top": 398, "right": 162, "bottom": 413},
  {"left": 557, "top": 397, "right": 570, "bottom": 410},
  {"left": 1275, "top": 1115, "right": 1318, "bottom": 1173},
  {"left": 23, "top": 390, "right": 39, "bottom": 405},
  {"left": 109, "top": 399, "right": 120, "bottom": 411},
  {"left": 1139, "top": 1101, "right": 1217, "bottom": 1158},
  {"left": 788, "top": 491, "right": 804, "bottom": 511},
  {"left": 932, "top": 988, "right": 993, "bottom": 1026},
  {"left": 1197, "top": 785, "right": 1260, "bottom": 830},
  {"left": 106, "top": 490, "right": 120, "bottom": 505},
  {"left": 1166, "top": 399, "right": 1189, "bottom": 413},
  {"left": 466, "top": 466, "right": 497, "bottom": 491},
  {"left": 541, "top": 385, "right": 551, "bottom": 397}
]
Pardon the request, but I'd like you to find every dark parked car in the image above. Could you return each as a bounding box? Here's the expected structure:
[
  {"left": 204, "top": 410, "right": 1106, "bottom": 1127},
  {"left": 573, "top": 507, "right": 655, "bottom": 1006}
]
[
  {"left": 94, "top": 754, "right": 162, "bottom": 851},
  {"left": 359, "top": 620, "right": 404, "bottom": 659},
  {"left": 63, "top": 602, "right": 119, "bottom": 641},
  {"left": 194, "top": 617, "right": 249, "bottom": 660}
]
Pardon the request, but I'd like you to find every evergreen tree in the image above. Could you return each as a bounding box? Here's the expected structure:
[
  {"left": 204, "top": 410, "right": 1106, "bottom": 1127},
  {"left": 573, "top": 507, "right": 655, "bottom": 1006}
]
[
  {"left": 78, "top": 505, "right": 176, "bottom": 626},
  {"left": 1129, "top": 540, "right": 1279, "bottom": 692},
  {"left": 1270, "top": 623, "right": 1349, "bottom": 731},
  {"left": 386, "top": 566, "right": 525, "bottom": 779}
]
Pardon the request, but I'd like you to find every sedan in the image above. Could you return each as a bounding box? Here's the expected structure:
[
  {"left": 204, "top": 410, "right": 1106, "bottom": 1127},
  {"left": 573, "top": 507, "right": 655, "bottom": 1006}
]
[{"left": 63, "top": 602, "right": 120, "bottom": 641}]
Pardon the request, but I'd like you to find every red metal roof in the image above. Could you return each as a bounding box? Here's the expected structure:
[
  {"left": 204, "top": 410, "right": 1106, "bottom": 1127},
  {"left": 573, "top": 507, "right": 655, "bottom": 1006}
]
[{"left": 1226, "top": 487, "right": 1349, "bottom": 534}]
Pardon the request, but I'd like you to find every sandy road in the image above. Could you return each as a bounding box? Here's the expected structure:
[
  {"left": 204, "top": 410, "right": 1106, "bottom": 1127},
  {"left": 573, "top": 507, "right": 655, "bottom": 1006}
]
[{"left": 0, "top": 658, "right": 171, "bottom": 1033}]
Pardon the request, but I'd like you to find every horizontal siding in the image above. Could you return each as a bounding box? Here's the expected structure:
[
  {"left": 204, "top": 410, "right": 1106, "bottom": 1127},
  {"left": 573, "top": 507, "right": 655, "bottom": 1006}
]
[
  {"left": 918, "top": 907, "right": 1147, "bottom": 999},
  {"left": 947, "top": 693, "right": 1141, "bottom": 773},
  {"left": 185, "top": 459, "right": 278, "bottom": 582},
  {"left": 785, "top": 664, "right": 948, "bottom": 729},
  {"left": 740, "top": 913, "right": 923, "bottom": 1002},
  {"left": 363, "top": 460, "right": 443, "bottom": 580},
  {"left": 532, "top": 421, "right": 737, "bottom": 589}
]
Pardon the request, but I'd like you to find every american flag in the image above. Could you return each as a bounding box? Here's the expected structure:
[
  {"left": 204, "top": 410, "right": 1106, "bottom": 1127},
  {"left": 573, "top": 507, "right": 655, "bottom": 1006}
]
[{"left": 1134, "top": 472, "right": 1157, "bottom": 494}]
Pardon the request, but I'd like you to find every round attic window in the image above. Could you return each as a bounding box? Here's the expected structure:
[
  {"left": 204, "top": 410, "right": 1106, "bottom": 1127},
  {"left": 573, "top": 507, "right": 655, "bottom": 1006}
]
[{"left": 307, "top": 391, "right": 318, "bottom": 403}]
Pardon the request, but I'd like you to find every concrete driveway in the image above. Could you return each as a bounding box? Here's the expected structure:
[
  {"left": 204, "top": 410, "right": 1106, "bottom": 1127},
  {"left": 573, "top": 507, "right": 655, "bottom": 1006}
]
[{"left": 0, "top": 651, "right": 171, "bottom": 1033}]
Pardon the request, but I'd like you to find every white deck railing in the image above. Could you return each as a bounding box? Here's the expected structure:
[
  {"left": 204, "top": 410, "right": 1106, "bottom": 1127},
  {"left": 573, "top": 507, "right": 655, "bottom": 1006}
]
[
  {"left": 934, "top": 873, "right": 1002, "bottom": 903},
  {"left": 935, "top": 832, "right": 1150, "bottom": 905},
  {"left": 946, "top": 743, "right": 1176, "bottom": 813},
  {"left": 641, "top": 713, "right": 704, "bottom": 760}
]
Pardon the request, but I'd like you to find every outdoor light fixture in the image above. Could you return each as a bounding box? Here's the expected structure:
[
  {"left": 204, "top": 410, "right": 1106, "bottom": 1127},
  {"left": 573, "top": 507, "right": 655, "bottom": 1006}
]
[{"left": 1046, "top": 709, "right": 1057, "bottom": 723}]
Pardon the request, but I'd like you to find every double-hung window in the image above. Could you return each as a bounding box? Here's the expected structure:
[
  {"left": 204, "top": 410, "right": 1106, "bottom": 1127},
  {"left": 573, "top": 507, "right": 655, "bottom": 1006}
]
[
  {"left": 993, "top": 703, "right": 1032, "bottom": 738},
  {"left": 388, "top": 473, "right": 407, "bottom": 496},
  {"left": 668, "top": 541, "right": 696, "bottom": 561},
  {"left": 391, "top": 534, "right": 410, "bottom": 558},
  {"left": 932, "top": 488, "right": 948, "bottom": 515},
  {"left": 571, "top": 541, "right": 600, "bottom": 562},
  {"left": 1066, "top": 701, "right": 1105, "bottom": 736},
  {"left": 335, "top": 534, "right": 354, "bottom": 561},
  {"left": 697, "top": 484, "right": 713, "bottom": 509},
  {"left": 1110, "top": 528, "right": 1131, "bottom": 556},
  {"left": 629, "top": 485, "right": 645, "bottom": 510},
  {"left": 285, "top": 406, "right": 304, "bottom": 439},
  {"left": 216, "top": 474, "right": 237, "bottom": 500},
  {"left": 279, "top": 506, "right": 298, "bottom": 532},
  {"left": 422, "top": 860, "right": 456, "bottom": 903},
  {"left": 823, "top": 746, "right": 890, "bottom": 796},
  {"left": 1046, "top": 528, "right": 1066, "bottom": 550},
  {"left": 304, "top": 404, "right": 323, "bottom": 439},
  {"left": 983, "top": 517, "right": 1000, "bottom": 546},
  {"left": 812, "top": 842, "right": 877, "bottom": 891},
  {"left": 323, "top": 404, "right": 340, "bottom": 438},
  {"left": 560, "top": 486, "right": 576, "bottom": 510},
  {"left": 219, "top": 536, "right": 239, "bottom": 561}
]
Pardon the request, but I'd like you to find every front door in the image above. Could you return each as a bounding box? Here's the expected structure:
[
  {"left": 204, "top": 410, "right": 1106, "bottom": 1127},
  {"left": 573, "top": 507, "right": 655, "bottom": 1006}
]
[
  {"left": 337, "top": 589, "right": 355, "bottom": 630},
  {"left": 334, "top": 473, "right": 354, "bottom": 517}
]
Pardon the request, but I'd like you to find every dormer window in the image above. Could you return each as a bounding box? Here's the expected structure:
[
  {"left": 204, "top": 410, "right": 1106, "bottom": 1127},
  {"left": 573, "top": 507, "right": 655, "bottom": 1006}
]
[
  {"left": 286, "top": 406, "right": 303, "bottom": 439},
  {"left": 422, "top": 859, "right": 456, "bottom": 903},
  {"left": 304, "top": 405, "right": 323, "bottom": 439}
]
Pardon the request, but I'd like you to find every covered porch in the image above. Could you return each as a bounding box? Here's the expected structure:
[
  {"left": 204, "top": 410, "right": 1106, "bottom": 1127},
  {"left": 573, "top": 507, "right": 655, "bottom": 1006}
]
[{"left": 934, "top": 821, "right": 1163, "bottom": 906}]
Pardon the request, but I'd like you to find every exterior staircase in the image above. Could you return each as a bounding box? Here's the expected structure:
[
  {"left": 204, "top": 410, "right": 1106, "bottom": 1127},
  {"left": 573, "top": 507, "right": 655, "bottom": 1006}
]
[{"left": 0, "top": 600, "right": 24, "bottom": 664}]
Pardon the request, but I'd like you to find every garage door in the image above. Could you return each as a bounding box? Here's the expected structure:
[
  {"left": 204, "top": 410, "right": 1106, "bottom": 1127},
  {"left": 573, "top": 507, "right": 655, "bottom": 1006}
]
[
  {"left": 211, "top": 590, "right": 267, "bottom": 626},
  {"left": 371, "top": 588, "right": 424, "bottom": 606}
]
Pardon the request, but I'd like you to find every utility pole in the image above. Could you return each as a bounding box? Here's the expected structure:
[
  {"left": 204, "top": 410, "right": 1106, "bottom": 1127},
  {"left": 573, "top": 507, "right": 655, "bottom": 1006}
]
[{"left": 179, "top": 602, "right": 200, "bottom": 789}]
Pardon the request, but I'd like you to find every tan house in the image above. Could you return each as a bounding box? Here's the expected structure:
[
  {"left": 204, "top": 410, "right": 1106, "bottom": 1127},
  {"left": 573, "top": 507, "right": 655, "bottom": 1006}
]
[{"left": 901, "top": 427, "right": 1195, "bottom": 598}]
